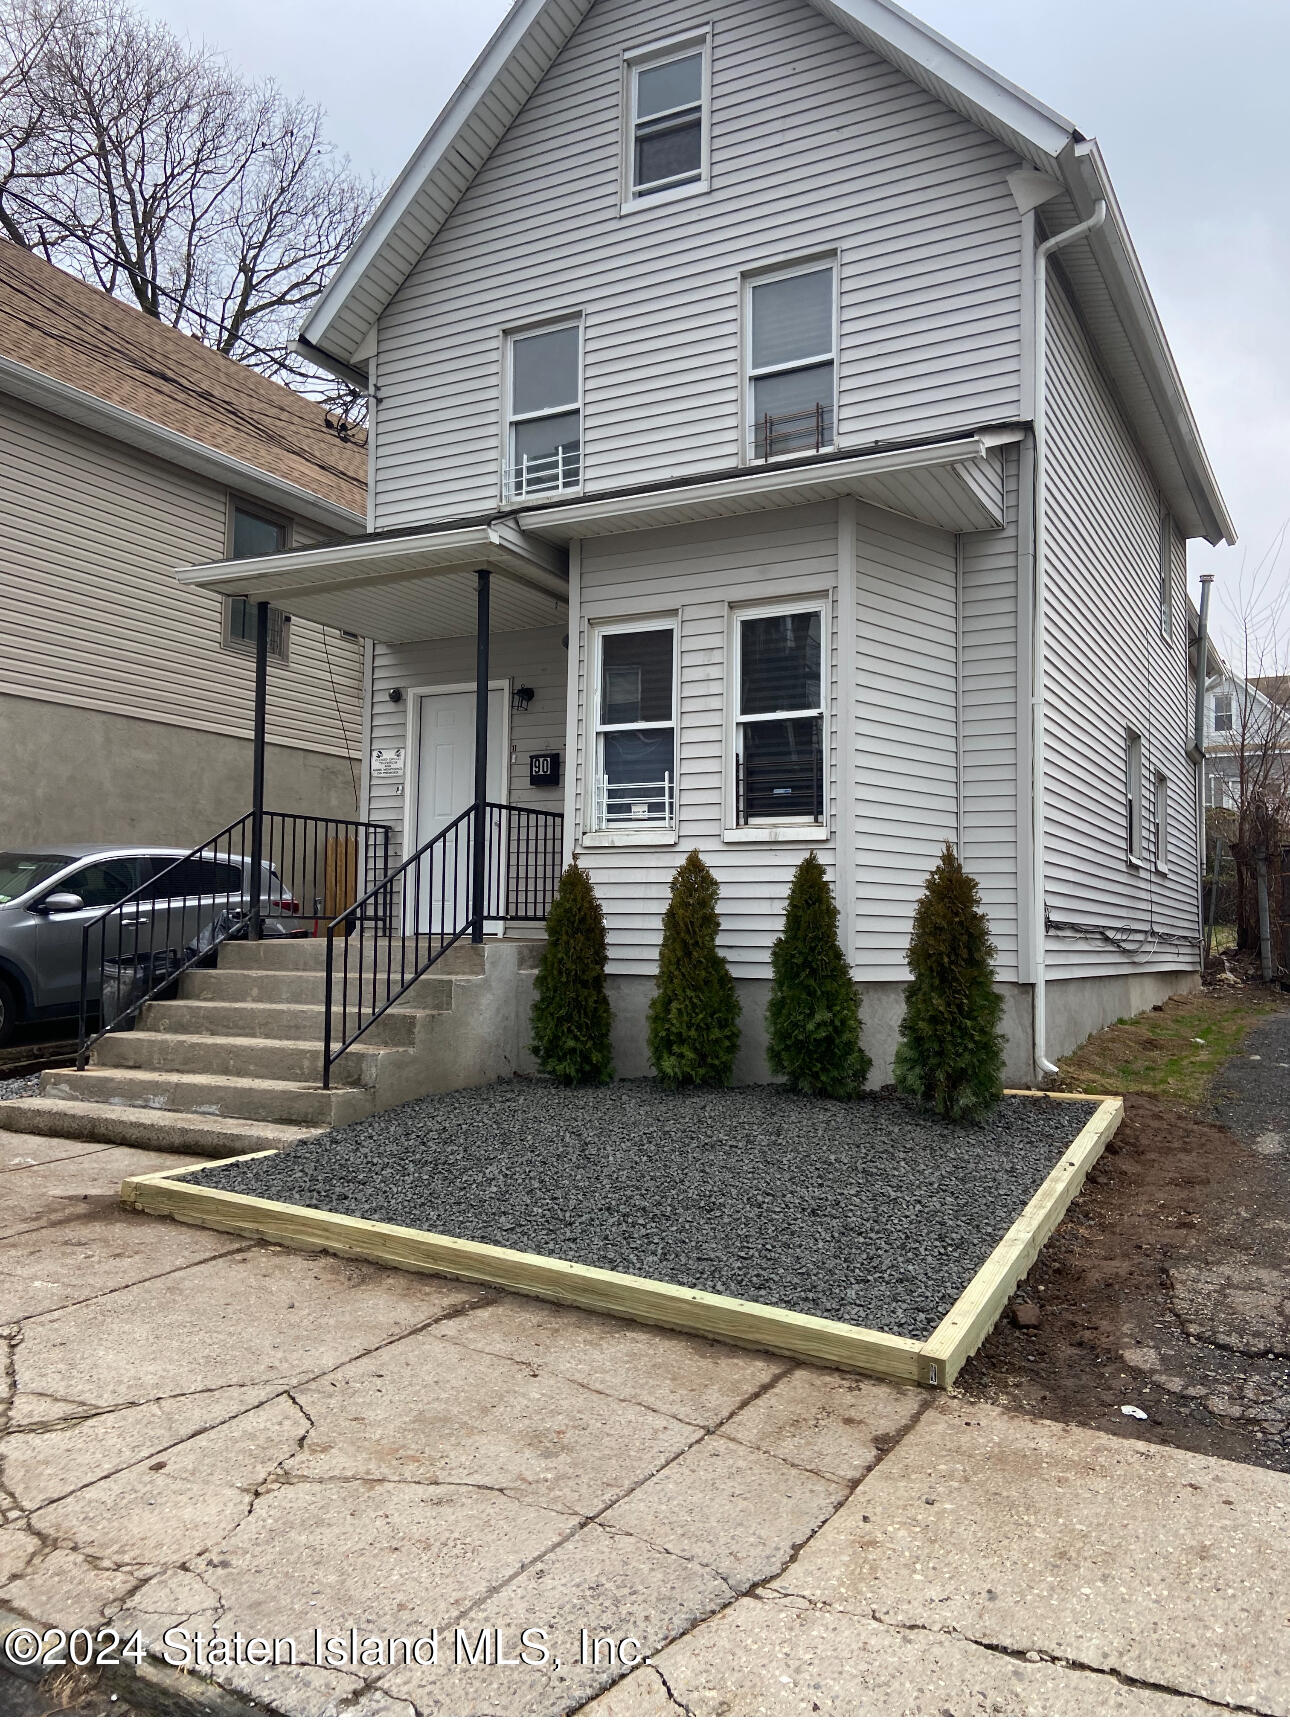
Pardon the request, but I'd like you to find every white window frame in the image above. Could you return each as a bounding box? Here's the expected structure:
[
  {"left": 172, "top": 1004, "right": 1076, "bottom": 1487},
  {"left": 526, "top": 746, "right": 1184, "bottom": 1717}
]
[
  {"left": 503, "top": 315, "right": 584, "bottom": 503},
  {"left": 1157, "top": 507, "right": 1174, "bottom": 640},
  {"left": 724, "top": 597, "right": 829, "bottom": 843},
  {"left": 621, "top": 31, "right": 711, "bottom": 215},
  {"left": 1154, "top": 769, "right": 1169, "bottom": 873},
  {"left": 1126, "top": 729, "right": 1143, "bottom": 868},
  {"left": 743, "top": 256, "right": 839, "bottom": 466},
  {"left": 1213, "top": 689, "right": 1234, "bottom": 733},
  {"left": 582, "top": 615, "right": 679, "bottom": 847}
]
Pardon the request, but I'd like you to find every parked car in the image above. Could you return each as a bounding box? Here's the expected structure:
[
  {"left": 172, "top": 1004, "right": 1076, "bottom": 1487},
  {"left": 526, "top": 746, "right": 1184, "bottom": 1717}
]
[{"left": 0, "top": 845, "right": 297, "bottom": 1043}]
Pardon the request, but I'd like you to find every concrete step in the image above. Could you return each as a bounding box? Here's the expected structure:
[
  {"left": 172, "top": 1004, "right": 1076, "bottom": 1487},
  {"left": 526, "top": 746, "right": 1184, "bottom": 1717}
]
[
  {"left": 139, "top": 998, "right": 428, "bottom": 1045},
  {"left": 182, "top": 967, "right": 454, "bottom": 1009},
  {"left": 90, "top": 1031, "right": 373, "bottom": 1087},
  {"left": 229, "top": 938, "right": 490, "bottom": 975},
  {"left": 0, "top": 1095, "right": 318, "bottom": 1157},
  {"left": 41, "top": 1067, "right": 369, "bottom": 1128}
]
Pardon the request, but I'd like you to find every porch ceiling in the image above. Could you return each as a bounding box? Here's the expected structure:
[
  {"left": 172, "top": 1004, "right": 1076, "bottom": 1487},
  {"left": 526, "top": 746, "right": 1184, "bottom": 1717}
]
[
  {"left": 176, "top": 519, "right": 569, "bottom": 643},
  {"left": 516, "top": 434, "right": 1021, "bottom": 541}
]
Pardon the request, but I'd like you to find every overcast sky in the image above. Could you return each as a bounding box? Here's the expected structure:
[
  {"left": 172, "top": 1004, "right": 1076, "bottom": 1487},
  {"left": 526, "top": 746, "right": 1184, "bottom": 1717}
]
[{"left": 145, "top": 0, "right": 1289, "bottom": 651}]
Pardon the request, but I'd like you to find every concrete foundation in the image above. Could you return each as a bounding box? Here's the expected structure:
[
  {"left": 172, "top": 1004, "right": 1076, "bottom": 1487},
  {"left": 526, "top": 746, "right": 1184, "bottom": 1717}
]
[
  {"left": 605, "top": 966, "right": 1201, "bottom": 1088},
  {"left": 0, "top": 692, "right": 360, "bottom": 847}
]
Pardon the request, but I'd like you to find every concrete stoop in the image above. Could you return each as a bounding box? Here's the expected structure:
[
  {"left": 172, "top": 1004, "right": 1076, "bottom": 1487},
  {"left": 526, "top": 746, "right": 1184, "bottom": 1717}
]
[{"left": 0, "top": 935, "right": 545, "bottom": 1156}]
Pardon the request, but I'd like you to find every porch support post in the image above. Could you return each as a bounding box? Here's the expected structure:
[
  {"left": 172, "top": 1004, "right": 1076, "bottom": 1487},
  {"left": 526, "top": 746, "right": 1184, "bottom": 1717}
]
[
  {"left": 249, "top": 598, "right": 270, "bottom": 941},
  {"left": 472, "top": 569, "right": 491, "bottom": 944}
]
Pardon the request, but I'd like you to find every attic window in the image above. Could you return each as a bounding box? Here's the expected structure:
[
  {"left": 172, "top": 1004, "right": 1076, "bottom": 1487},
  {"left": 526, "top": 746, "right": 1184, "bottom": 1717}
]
[{"left": 624, "top": 35, "right": 710, "bottom": 209}]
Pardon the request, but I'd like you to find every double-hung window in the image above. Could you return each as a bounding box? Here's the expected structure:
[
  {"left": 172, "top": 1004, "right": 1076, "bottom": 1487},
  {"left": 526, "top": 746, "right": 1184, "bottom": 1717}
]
[
  {"left": 747, "top": 261, "right": 836, "bottom": 461},
  {"left": 1125, "top": 730, "right": 1143, "bottom": 865},
  {"left": 624, "top": 37, "right": 708, "bottom": 205},
  {"left": 507, "top": 321, "right": 581, "bottom": 500},
  {"left": 1154, "top": 770, "right": 1169, "bottom": 871},
  {"left": 1213, "top": 690, "right": 1234, "bottom": 732},
  {"left": 224, "top": 503, "right": 289, "bottom": 664},
  {"left": 734, "top": 606, "right": 825, "bottom": 829},
  {"left": 592, "top": 622, "right": 676, "bottom": 831}
]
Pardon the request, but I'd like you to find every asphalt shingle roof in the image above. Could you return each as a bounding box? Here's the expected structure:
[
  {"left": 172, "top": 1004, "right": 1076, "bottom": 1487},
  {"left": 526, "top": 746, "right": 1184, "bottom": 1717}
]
[{"left": 0, "top": 241, "right": 366, "bottom": 517}]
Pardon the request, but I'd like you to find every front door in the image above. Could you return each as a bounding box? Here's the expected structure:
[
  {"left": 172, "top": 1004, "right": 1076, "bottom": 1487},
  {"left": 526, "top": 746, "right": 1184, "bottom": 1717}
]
[{"left": 413, "top": 687, "right": 507, "bottom": 933}]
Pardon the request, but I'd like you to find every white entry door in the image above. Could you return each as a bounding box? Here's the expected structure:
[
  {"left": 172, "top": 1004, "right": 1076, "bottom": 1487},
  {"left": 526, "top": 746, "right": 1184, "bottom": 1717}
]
[{"left": 413, "top": 687, "right": 507, "bottom": 933}]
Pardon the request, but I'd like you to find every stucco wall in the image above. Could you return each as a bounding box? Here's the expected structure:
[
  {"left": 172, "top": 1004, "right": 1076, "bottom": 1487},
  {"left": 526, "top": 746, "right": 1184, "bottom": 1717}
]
[{"left": 1, "top": 692, "right": 360, "bottom": 848}]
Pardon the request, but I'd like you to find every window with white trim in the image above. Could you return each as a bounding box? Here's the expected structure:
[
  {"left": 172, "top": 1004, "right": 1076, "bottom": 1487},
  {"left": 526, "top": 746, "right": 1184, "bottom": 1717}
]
[
  {"left": 1154, "top": 770, "right": 1168, "bottom": 871},
  {"left": 506, "top": 320, "right": 581, "bottom": 500},
  {"left": 1213, "top": 690, "right": 1234, "bottom": 732},
  {"left": 734, "top": 606, "right": 825, "bottom": 827},
  {"left": 592, "top": 621, "right": 676, "bottom": 830},
  {"left": 624, "top": 37, "right": 708, "bottom": 205},
  {"left": 1126, "top": 730, "right": 1143, "bottom": 864},
  {"left": 746, "top": 261, "right": 836, "bottom": 461},
  {"left": 1158, "top": 508, "right": 1174, "bottom": 639}
]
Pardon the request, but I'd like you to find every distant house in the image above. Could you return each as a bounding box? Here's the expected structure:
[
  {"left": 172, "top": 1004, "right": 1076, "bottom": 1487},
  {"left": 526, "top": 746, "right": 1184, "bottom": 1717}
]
[
  {"left": 1203, "top": 664, "right": 1290, "bottom": 814},
  {"left": 0, "top": 242, "right": 367, "bottom": 847}
]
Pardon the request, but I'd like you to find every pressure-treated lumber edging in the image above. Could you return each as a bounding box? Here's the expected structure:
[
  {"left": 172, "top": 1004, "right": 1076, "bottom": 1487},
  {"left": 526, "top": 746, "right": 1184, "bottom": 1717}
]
[
  {"left": 120, "top": 1091, "right": 1122, "bottom": 1390},
  {"left": 921, "top": 1092, "right": 1124, "bottom": 1386}
]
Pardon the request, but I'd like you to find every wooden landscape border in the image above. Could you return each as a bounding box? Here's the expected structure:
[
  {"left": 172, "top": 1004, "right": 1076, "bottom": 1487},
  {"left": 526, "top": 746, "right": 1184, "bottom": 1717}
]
[{"left": 120, "top": 1091, "right": 1123, "bottom": 1390}]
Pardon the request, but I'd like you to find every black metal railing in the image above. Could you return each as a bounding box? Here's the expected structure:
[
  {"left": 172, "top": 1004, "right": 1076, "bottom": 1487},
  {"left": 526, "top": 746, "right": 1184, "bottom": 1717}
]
[
  {"left": 322, "top": 802, "right": 563, "bottom": 1087},
  {"left": 77, "top": 811, "right": 391, "bottom": 1065},
  {"left": 753, "top": 401, "right": 834, "bottom": 461},
  {"left": 735, "top": 745, "right": 825, "bottom": 827}
]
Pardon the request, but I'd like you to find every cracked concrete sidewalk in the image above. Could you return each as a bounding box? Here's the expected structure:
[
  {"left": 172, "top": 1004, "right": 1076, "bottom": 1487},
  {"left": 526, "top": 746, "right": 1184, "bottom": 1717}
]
[{"left": 1, "top": 1128, "right": 1288, "bottom": 1717}]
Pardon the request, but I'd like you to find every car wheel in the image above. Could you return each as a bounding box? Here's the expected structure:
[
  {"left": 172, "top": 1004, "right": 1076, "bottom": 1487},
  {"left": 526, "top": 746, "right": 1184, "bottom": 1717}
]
[{"left": 0, "top": 978, "right": 18, "bottom": 1048}]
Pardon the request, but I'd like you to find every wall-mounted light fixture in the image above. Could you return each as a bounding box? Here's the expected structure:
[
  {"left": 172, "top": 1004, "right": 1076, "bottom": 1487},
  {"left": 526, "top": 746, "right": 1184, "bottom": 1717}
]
[
  {"left": 512, "top": 685, "right": 535, "bottom": 713},
  {"left": 387, "top": 688, "right": 404, "bottom": 704}
]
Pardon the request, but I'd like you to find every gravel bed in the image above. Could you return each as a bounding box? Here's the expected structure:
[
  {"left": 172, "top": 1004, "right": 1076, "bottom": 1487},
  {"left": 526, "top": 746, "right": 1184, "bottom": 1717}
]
[
  {"left": 0, "top": 1073, "right": 41, "bottom": 1100},
  {"left": 183, "top": 1080, "right": 1099, "bottom": 1340}
]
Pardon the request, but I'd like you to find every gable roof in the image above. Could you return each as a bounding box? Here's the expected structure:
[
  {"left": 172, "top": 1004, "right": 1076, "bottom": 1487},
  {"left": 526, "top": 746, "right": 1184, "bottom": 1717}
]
[
  {"left": 297, "top": 0, "right": 1233, "bottom": 547},
  {"left": 0, "top": 242, "right": 366, "bottom": 525}
]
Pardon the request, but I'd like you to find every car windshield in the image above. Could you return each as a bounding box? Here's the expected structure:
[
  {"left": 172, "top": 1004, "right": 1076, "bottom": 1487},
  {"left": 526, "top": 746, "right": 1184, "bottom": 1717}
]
[{"left": 0, "top": 852, "right": 74, "bottom": 904}]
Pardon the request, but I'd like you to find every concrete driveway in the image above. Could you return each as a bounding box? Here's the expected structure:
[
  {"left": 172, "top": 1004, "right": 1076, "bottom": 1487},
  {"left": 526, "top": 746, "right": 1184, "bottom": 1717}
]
[{"left": 1, "top": 1128, "right": 1286, "bottom": 1717}]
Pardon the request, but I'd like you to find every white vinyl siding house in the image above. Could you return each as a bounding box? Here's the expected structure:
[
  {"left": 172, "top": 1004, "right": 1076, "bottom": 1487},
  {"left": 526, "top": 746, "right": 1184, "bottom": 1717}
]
[
  {"left": 370, "top": 0, "right": 1025, "bottom": 529},
  {"left": 183, "top": 0, "right": 1233, "bottom": 1083}
]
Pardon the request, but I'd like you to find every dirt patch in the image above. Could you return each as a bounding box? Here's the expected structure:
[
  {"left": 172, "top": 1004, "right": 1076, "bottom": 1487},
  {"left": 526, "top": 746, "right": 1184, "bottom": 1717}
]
[
  {"left": 1055, "top": 986, "right": 1280, "bottom": 1106},
  {"left": 959, "top": 1090, "right": 1289, "bottom": 1472}
]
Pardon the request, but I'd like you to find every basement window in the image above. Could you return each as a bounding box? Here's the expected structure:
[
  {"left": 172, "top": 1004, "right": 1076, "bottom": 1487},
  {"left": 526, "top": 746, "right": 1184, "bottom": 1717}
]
[{"left": 623, "top": 35, "right": 710, "bottom": 209}]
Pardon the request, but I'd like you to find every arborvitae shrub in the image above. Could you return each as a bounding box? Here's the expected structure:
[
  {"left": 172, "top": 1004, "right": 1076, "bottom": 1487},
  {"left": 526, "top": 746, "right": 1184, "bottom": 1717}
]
[
  {"left": 893, "top": 841, "right": 1005, "bottom": 1122},
  {"left": 530, "top": 861, "right": 613, "bottom": 1085},
  {"left": 647, "top": 850, "right": 741, "bottom": 1087},
  {"left": 765, "top": 851, "right": 870, "bottom": 1098}
]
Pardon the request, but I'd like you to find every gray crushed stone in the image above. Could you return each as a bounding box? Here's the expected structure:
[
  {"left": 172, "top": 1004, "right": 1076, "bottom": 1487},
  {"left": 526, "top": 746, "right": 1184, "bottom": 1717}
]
[
  {"left": 0, "top": 1073, "right": 40, "bottom": 1100},
  {"left": 184, "top": 1080, "right": 1099, "bottom": 1340}
]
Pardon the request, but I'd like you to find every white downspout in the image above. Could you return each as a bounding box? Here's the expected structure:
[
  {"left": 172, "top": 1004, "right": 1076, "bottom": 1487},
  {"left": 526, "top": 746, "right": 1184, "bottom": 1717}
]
[{"left": 1031, "top": 199, "right": 1107, "bottom": 1078}]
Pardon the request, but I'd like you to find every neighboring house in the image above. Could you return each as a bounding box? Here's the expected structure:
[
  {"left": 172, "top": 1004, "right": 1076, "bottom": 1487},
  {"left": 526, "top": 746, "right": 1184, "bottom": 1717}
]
[
  {"left": 179, "top": 0, "right": 1235, "bottom": 1085},
  {"left": 1203, "top": 664, "right": 1290, "bottom": 814},
  {"left": 0, "top": 242, "right": 367, "bottom": 849}
]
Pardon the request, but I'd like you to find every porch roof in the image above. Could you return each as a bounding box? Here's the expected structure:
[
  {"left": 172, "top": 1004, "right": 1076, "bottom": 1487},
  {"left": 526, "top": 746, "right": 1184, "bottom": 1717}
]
[
  {"left": 176, "top": 517, "right": 569, "bottom": 643},
  {"left": 517, "top": 432, "right": 1020, "bottom": 540}
]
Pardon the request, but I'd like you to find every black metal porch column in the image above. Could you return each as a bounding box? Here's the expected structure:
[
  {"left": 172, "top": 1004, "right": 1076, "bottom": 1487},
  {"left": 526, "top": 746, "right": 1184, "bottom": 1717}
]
[
  {"left": 471, "top": 569, "right": 491, "bottom": 944},
  {"left": 249, "top": 598, "right": 270, "bottom": 941}
]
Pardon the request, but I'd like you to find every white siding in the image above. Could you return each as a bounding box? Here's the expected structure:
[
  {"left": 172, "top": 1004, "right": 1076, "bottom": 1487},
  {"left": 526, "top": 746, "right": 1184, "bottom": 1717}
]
[
  {"left": 367, "top": 626, "right": 569, "bottom": 866},
  {"left": 1042, "top": 277, "right": 1199, "bottom": 978},
  {"left": 960, "top": 444, "right": 1021, "bottom": 978},
  {"left": 575, "top": 504, "right": 838, "bottom": 979},
  {"left": 851, "top": 502, "right": 959, "bottom": 980},
  {"left": 0, "top": 393, "right": 363, "bottom": 760},
  {"left": 374, "top": 0, "right": 1024, "bottom": 528}
]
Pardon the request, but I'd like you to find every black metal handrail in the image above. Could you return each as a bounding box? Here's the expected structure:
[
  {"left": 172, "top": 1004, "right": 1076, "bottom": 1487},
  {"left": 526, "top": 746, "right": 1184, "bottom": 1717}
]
[
  {"left": 322, "top": 801, "right": 563, "bottom": 1087},
  {"left": 77, "top": 811, "right": 391, "bottom": 1066}
]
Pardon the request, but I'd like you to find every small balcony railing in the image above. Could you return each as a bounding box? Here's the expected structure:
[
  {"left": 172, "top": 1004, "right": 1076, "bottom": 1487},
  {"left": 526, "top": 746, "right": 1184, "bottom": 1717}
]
[
  {"left": 512, "top": 444, "right": 581, "bottom": 500},
  {"left": 753, "top": 402, "right": 834, "bottom": 462},
  {"left": 593, "top": 774, "right": 674, "bottom": 830}
]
